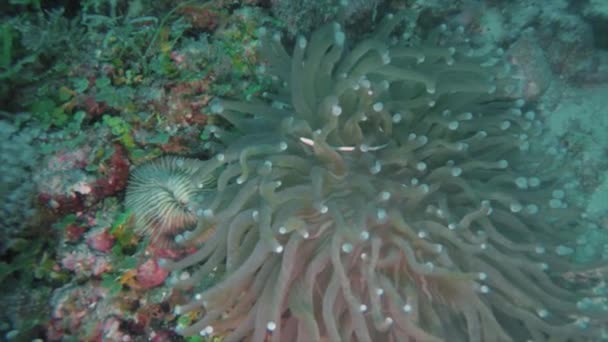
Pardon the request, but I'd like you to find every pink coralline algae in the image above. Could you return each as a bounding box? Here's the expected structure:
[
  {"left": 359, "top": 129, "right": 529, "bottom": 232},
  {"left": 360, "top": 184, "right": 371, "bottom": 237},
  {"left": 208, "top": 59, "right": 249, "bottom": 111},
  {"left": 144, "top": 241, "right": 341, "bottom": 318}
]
[
  {"left": 86, "top": 228, "right": 115, "bottom": 253},
  {"left": 96, "top": 316, "right": 136, "bottom": 342},
  {"left": 37, "top": 144, "right": 130, "bottom": 215},
  {"left": 48, "top": 283, "right": 109, "bottom": 340},
  {"left": 505, "top": 30, "right": 554, "bottom": 101},
  {"left": 64, "top": 223, "right": 87, "bottom": 242},
  {"left": 135, "top": 258, "right": 169, "bottom": 289},
  {"left": 60, "top": 250, "right": 111, "bottom": 277},
  {"left": 149, "top": 329, "right": 179, "bottom": 342}
]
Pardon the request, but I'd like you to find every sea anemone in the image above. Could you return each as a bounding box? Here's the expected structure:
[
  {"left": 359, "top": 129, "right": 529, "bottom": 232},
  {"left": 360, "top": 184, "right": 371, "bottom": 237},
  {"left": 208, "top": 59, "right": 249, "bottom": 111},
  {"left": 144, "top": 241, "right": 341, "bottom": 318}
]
[{"left": 140, "top": 11, "right": 606, "bottom": 342}]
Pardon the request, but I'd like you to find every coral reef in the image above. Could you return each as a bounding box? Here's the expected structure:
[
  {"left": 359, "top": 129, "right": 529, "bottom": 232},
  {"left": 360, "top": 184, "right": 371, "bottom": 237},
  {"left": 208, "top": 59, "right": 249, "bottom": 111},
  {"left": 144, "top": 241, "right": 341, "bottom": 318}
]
[
  {"left": 270, "top": 0, "right": 381, "bottom": 35},
  {"left": 124, "top": 9, "right": 608, "bottom": 342},
  {"left": 2, "top": 0, "right": 608, "bottom": 341},
  {"left": 0, "top": 119, "right": 41, "bottom": 253},
  {"left": 35, "top": 142, "right": 130, "bottom": 216}
]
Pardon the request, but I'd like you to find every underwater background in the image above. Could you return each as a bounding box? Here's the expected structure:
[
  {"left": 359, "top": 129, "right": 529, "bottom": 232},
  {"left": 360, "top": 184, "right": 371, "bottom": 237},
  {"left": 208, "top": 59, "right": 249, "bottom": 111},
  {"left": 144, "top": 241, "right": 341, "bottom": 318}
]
[{"left": 1, "top": 0, "right": 608, "bottom": 341}]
